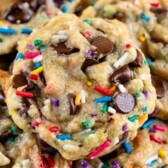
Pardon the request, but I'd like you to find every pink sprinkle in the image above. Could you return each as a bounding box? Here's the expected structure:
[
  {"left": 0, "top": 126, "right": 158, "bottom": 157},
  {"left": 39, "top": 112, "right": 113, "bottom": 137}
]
[
  {"left": 83, "top": 31, "right": 91, "bottom": 38},
  {"left": 150, "top": 135, "right": 163, "bottom": 144},
  {"left": 24, "top": 51, "right": 40, "bottom": 59},
  {"left": 153, "top": 124, "right": 167, "bottom": 132},
  {"left": 88, "top": 140, "right": 111, "bottom": 159},
  {"left": 31, "top": 121, "right": 39, "bottom": 127}
]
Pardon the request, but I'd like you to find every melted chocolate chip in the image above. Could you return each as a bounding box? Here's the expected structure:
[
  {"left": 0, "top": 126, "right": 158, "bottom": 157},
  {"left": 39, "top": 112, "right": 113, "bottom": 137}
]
[
  {"left": 36, "top": 134, "right": 57, "bottom": 156},
  {"left": 0, "top": 130, "right": 12, "bottom": 143},
  {"left": 151, "top": 75, "right": 165, "bottom": 98},
  {"left": 0, "top": 89, "right": 6, "bottom": 106},
  {"left": 5, "top": 2, "right": 33, "bottom": 23},
  {"left": 111, "top": 65, "right": 133, "bottom": 84},
  {"left": 68, "top": 94, "right": 80, "bottom": 115},
  {"left": 52, "top": 42, "right": 79, "bottom": 55},
  {"left": 130, "top": 50, "right": 143, "bottom": 67},
  {"left": 91, "top": 36, "right": 113, "bottom": 56},
  {"left": 81, "top": 58, "right": 99, "bottom": 72},
  {"left": 112, "top": 12, "right": 126, "bottom": 22},
  {"left": 13, "top": 74, "right": 28, "bottom": 88},
  {"left": 114, "top": 93, "right": 135, "bottom": 113}
]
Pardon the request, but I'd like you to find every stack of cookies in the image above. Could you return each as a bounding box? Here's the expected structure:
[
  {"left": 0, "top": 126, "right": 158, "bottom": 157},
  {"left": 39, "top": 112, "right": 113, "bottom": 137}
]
[{"left": 0, "top": 0, "right": 167, "bottom": 167}]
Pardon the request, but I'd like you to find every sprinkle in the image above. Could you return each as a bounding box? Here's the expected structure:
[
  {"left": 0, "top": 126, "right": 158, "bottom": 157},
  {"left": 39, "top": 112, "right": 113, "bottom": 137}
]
[
  {"left": 108, "top": 107, "right": 116, "bottom": 115},
  {"left": 83, "top": 19, "right": 92, "bottom": 25},
  {"left": 118, "top": 84, "right": 127, "bottom": 93},
  {"left": 81, "top": 90, "right": 86, "bottom": 104},
  {"left": 141, "top": 118, "right": 155, "bottom": 129},
  {"left": 108, "top": 86, "right": 116, "bottom": 94},
  {"left": 15, "top": 91, "right": 33, "bottom": 98},
  {"left": 147, "top": 160, "right": 157, "bottom": 167},
  {"left": 150, "top": 3, "right": 160, "bottom": 8},
  {"left": 20, "top": 28, "right": 32, "bottom": 34},
  {"left": 27, "top": 44, "right": 34, "bottom": 50},
  {"left": 66, "top": 0, "right": 74, "bottom": 2},
  {"left": 49, "top": 126, "right": 60, "bottom": 132},
  {"left": 146, "top": 155, "right": 158, "bottom": 165},
  {"left": 150, "top": 135, "right": 163, "bottom": 144},
  {"left": 34, "top": 39, "right": 42, "bottom": 47},
  {"left": 33, "top": 55, "right": 43, "bottom": 63},
  {"left": 158, "top": 149, "right": 166, "bottom": 159},
  {"left": 24, "top": 52, "right": 41, "bottom": 59},
  {"left": 113, "top": 52, "right": 129, "bottom": 69},
  {"left": 127, "top": 165, "right": 133, "bottom": 168},
  {"left": 101, "top": 103, "right": 108, "bottom": 113},
  {"left": 56, "top": 133, "right": 71, "bottom": 140},
  {"left": 128, "top": 115, "right": 139, "bottom": 122},
  {"left": 61, "top": 5, "right": 69, "bottom": 13},
  {"left": 138, "top": 114, "right": 148, "bottom": 126},
  {"left": 122, "top": 125, "right": 127, "bottom": 132},
  {"left": 122, "top": 141, "right": 132, "bottom": 154},
  {"left": 93, "top": 85, "right": 111, "bottom": 96},
  {"left": 31, "top": 121, "right": 39, "bottom": 127},
  {"left": 125, "top": 44, "right": 131, "bottom": 49},
  {"left": 0, "top": 37, "right": 3, "bottom": 42},
  {"left": 153, "top": 124, "right": 167, "bottom": 132},
  {"left": 29, "top": 74, "right": 39, "bottom": 80},
  {"left": 138, "top": 34, "right": 146, "bottom": 42},
  {"left": 34, "top": 62, "right": 42, "bottom": 69},
  {"left": 0, "top": 27, "right": 16, "bottom": 34},
  {"left": 80, "top": 160, "right": 89, "bottom": 168},
  {"left": 9, "top": 111, "right": 14, "bottom": 116},
  {"left": 52, "top": 98, "right": 59, "bottom": 107},
  {"left": 0, "top": 20, "right": 3, "bottom": 25},
  {"left": 75, "top": 93, "right": 81, "bottom": 106},
  {"left": 30, "top": 66, "right": 43, "bottom": 75},
  {"left": 142, "top": 106, "right": 148, "bottom": 112},
  {"left": 84, "top": 31, "right": 91, "bottom": 38},
  {"left": 142, "top": 90, "right": 149, "bottom": 98},
  {"left": 10, "top": 125, "right": 17, "bottom": 134},
  {"left": 86, "top": 49, "right": 94, "bottom": 56},
  {"left": 140, "top": 13, "right": 150, "bottom": 22},
  {"left": 88, "top": 140, "right": 111, "bottom": 159},
  {"left": 52, "top": 34, "right": 68, "bottom": 43},
  {"left": 39, "top": 45, "right": 46, "bottom": 52},
  {"left": 134, "top": 92, "right": 140, "bottom": 98},
  {"left": 86, "top": 81, "right": 93, "bottom": 86},
  {"left": 149, "top": 129, "right": 156, "bottom": 133},
  {"left": 15, "top": 53, "right": 24, "bottom": 60},
  {"left": 82, "top": 120, "right": 94, "bottom": 128},
  {"left": 111, "top": 161, "right": 120, "bottom": 168},
  {"left": 78, "top": 128, "right": 92, "bottom": 135},
  {"left": 144, "top": 59, "right": 152, "bottom": 66},
  {"left": 94, "top": 96, "right": 112, "bottom": 103}
]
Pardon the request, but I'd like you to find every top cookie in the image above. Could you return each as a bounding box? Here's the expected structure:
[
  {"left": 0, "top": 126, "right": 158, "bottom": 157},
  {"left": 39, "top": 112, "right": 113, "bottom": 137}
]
[{"left": 6, "top": 14, "right": 156, "bottom": 160}]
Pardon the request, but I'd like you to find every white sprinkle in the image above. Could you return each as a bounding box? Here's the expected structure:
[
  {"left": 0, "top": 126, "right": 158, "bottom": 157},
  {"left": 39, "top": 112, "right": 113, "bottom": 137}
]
[
  {"left": 58, "top": 30, "right": 67, "bottom": 35},
  {"left": 118, "top": 84, "right": 127, "bottom": 93},
  {"left": 98, "top": 162, "right": 104, "bottom": 168},
  {"left": 112, "top": 137, "right": 119, "bottom": 145},
  {"left": 140, "top": 74, "right": 151, "bottom": 80},
  {"left": 146, "top": 155, "right": 158, "bottom": 164},
  {"left": 108, "top": 107, "right": 116, "bottom": 114},
  {"left": 22, "top": 159, "right": 30, "bottom": 168},
  {"left": 63, "top": 144, "right": 79, "bottom": 151},
  {"left": 81, "top": 90, "right": 86, "bottom": 104},
  {"left": 33, "top": 55, "right": 43, "bottom": 63},
  {"left": 52, "top": 34, "right": 68, "bottom": 43},
  {"left": 113, "top": 52, "right": 129, "bottom": 69},
  {"left": 44, "top": 99, "right": 50, "bottom": 105},
  {"left": 78, "top": 129, "right": 92, "bottom": 135}
]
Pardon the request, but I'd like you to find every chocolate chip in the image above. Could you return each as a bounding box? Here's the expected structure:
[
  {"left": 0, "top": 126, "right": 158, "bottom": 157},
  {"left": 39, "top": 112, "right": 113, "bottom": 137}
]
[
  {"left": 5, "top": 2, "right": 33, "bottom": 23},
  {"left": 130, "top": 50, "right": 143, "bottom": 67},
  {"left": 112, "top": 12, "right": 126, "bottom": 22},
  {"left": 52, "top": 42, "right": 79, "bottom": 55},
  {"left": 150, "top": 7, "right": 168, "bottom": 15},
  {"left": 81, "top": 58, "right": 99, "bottom": 72},
  {"left": 13, "top": 74, "right": 28, "bottom": 88},
  {"left": 0, "top": 130, "right": 12, "bottom": 143},
  {"left": 0, "top": 90, "right": 6, "bottom": 106},
  {"left": 111, "top": 65, "right": 134, "bottom": 84},
  {"left": 68, "top": 94, "right": 80, "bottom": 115},
  {"left": 91, "top": 36, "right": 113, "bottom": 56},
  {"left": 114, "top": 93, "right": 135, "bottom": 113},
  {"left": 151, "top": 75, "right": 165, "bottom": 98},
  {"left": 35, "top": 134, "right": 57, "bottom": 156}
]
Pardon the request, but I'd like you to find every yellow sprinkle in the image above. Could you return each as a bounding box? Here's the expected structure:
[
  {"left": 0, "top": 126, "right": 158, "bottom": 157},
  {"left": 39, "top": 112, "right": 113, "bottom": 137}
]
[
  {"left": 138, "top": 34, "right": 146, "bottom": 42},
  {"left": 86, "top": 81, "right": 93, "bottom": 87},
  {"left": 158, "top": 149, "right": 166, "bottom": 159},
  {"left": 0, "top": 20, "right": 4, "bottom": 26},
  {"left": 30, "top": 66, "right": 43, "bottom": 74},
  {"left": 75, "top": 93, "right": 81, "bottom": 106},
  {"left": 139, "top": 114, "right": 148, "bottom": 126},
  {"left": 9, "top": 111, "right": 14, "bottom": 116}
]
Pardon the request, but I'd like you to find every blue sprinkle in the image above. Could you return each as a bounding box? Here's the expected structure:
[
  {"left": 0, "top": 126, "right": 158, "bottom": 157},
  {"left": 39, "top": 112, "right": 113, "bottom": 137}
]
[
  {"left": 39, "top": 45, "right": 46, "bottom": 52},
  {"left": 147, "top": 160, "right": 157, "bottom": 167},
  {"left": 141, "top": 118, "right": 155, "bottom": 130},
  {"left": 34, "top": 62, "right": 42, "bottom": 69},
  {"left": 56, "top": 133, "right": 71, "bottom": 140},
  {"left": 20, "top": 28, "right": 32, "bottom": 34},
  {"left": 61, "top": 5, "right": 69, "bottom": 13},
  {"left": 15, "top": 53, "right": 24, "bottom": 60},
  {"left": 66, "top": 0, "right": 74, "bottom": 2},
  {"left": 142, "top": 106, "right": 148, "bottom": 112},
  {"left": 140, "top": 13, "right": 150, "bottom": 22},
  {"left": 94, "top": 96, "right": 112, "bottom": 103},
  {"left": 122, "top": 141, "right": 132, "bottom": 154},
  {"left": 0, "top": 27, "right": 16, "bottom": 35}
]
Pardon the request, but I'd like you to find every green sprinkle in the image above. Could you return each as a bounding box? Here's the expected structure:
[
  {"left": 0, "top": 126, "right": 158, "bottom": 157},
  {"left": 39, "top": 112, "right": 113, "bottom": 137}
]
[
  {"left": 144, "top": 59, "right": 152, "bottom": 66},
  {"left": 0, "top": 37, "right": 3, "bottom": 42},
  {"left": 134, "top": 92, "right": 140, "bottom": 98},
  {"left": 128, "top": 115, "right": 139, "bottom": 122},
  {"left": 10, "top": 125, "right": 17, "bottom": 134},
  {"left": 83, "top": 19, "right": 92, "bottom": 25},
  {"left": 9, "top": 136, "right": 15, "bottom": 143},
  {"left": 82, "top": 119, "right": 94, "bottom": 128},
  {"left": 34, "top": 39, "right": 42, "bottom": 47},
  {"left": 89, "top": 2, "right": 95, "bottom": 6},
  {"left": 102, "top": 163, "right": 110, "bottom": 168},
  {"left": 101, "top": 103, "right": 108, "bottom": 113}
]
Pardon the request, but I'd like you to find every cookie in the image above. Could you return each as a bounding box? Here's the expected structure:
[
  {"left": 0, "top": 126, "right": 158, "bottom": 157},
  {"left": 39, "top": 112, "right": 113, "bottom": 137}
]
[
  {"left": 6, "top": 14, "right": 156, "bottom": 160},
  {"left": 102, "top": 119, "right": 168, "bottom": 168}
]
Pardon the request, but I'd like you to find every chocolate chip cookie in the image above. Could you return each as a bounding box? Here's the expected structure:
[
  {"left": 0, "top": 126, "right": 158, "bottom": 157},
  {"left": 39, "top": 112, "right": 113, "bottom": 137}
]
[{"left": 6, "top": 14, "right": 156, "bottom": 160}]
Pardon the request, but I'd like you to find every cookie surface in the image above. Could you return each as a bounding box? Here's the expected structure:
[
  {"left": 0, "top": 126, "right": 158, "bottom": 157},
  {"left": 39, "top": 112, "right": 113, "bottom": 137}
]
[{"left": 6, "top": 14, "right": 156, "bottom": 160}]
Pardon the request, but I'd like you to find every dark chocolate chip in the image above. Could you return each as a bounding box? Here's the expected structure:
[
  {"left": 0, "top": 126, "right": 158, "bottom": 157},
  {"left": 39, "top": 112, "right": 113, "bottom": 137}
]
[
  {"left": 52, "top": 42, "right": 79, "bottom": 55},
  {"left": 5, "top": 2, "right": 33, "bottom": 23},
  {"left": 111, "top": 65, "right": 133, "bottom": 84},
  {"left": 35, "top": 134, "right": 57, "bottom": 156},
  {"left": 68, "top": 94, "right": 80, "bottom": 115},
  {"left": 114, "top": 93, "right": 135, "bottom": 113},
  {"left": 13, "top": 74, "right": 28, "bottom": 88},
  {"left": 130, "top": 50, "right": 143, "bottom": 67},
  {"left": 150, "top": 7, "right": 168, "bottom": 15},
  {"left": 0, "top": 89, "right": 6, "bottom": 106},
  {"left": 81, "top": 58, "right": 99, "bottom": 72},
  {"left": 91, "top": 36, "right": 113, "bottom": 56},
  {"left": 151, "top": 75, "right": 165, "bottom": 98},
  {"left": 112, "top": 12, "right": 126, "bottom": 22},
  {"left": 0, "top": 130, "right": 12, "bottom": 143}
]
